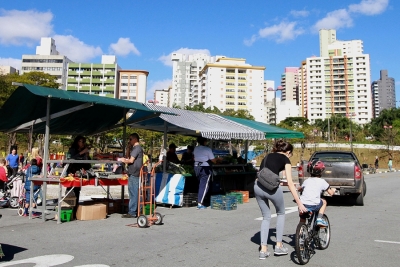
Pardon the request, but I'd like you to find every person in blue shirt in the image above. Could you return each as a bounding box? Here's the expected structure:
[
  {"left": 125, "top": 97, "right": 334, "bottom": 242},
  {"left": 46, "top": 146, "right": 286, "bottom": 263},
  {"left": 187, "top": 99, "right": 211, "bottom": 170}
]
[
  {"left": 6, "top": 148, "right": 19, "bottom": 177},
  {"left": 23, "top": 159, "right": 42, "bottom": 217}
]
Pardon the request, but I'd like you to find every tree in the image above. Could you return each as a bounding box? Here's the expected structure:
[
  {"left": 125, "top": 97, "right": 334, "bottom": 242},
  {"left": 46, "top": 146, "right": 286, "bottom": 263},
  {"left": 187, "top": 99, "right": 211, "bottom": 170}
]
[{"left": 0, "top": 72, "right": 60, "bottom": 154}]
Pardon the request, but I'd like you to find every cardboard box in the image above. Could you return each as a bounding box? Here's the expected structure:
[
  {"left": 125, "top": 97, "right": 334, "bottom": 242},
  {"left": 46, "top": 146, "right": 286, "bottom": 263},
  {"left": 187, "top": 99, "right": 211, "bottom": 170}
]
[{"left": 76, "top": 203, "right": 107, "bottom": 220}]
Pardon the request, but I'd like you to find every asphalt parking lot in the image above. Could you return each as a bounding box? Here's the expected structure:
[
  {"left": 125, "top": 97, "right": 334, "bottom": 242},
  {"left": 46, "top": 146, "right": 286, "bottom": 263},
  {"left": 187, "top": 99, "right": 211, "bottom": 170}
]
[{"left": 1, "top": 171, "right": 400, "bottom": 266}]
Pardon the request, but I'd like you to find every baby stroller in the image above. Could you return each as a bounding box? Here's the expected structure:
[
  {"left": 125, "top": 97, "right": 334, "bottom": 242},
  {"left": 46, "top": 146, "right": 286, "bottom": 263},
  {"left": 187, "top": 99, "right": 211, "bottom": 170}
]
[
  {"left": 17, "top": 187, "right": 41, "bottom": 216},
  {"left": 0, "top": 173, "right": 23, "bottom": 209}
]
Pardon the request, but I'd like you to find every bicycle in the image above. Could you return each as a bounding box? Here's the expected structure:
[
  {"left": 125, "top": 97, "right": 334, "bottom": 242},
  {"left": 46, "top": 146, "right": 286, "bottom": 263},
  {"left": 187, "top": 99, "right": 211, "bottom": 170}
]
[{"left": 295, "top": 209, "right": 331, "bottom": 265}]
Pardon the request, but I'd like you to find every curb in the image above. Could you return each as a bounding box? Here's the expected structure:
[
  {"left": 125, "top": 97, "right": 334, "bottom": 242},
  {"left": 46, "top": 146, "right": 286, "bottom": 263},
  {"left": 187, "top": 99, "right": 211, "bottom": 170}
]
[{"left": 364, "top": 169, "right": 399, "bottom": 175}]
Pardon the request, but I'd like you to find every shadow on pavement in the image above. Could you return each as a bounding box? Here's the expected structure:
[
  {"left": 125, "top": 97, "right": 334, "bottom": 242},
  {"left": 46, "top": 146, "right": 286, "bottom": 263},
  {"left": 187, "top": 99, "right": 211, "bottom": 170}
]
[{"left": 0, "top": 243, "right": 27, "bottom": 262}]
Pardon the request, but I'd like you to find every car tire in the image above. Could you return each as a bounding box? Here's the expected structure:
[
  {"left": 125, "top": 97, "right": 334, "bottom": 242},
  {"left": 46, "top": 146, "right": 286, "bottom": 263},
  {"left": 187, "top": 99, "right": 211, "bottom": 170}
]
[
  {"left": 354, "top": 187, "right": 364, "bottom": 206},
  {"left": 363, "top": 181, "right": 366, "bottom": 196}
]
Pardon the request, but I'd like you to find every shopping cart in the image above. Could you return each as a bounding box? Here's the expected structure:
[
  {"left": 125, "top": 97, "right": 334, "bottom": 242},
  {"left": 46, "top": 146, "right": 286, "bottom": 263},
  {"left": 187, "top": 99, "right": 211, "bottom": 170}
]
[{"left": 136, "top": 161, "right": 164, "bottom": 228}]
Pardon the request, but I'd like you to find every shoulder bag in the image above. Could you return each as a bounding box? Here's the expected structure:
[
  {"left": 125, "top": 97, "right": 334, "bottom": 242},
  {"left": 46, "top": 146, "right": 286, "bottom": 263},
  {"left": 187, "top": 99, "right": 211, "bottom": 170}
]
[{"left": 257, "top": 167, "right": 280, "bottom": 191}]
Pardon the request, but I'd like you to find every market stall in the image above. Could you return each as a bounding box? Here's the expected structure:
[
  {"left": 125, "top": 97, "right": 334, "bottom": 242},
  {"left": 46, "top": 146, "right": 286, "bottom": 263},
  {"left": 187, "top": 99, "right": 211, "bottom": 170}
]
[
  {"left": 126, "top": 105, "right": 266, "bottom": 205},
  {"left": 0, "top": 84, "right": 173, "bottom": 222}
]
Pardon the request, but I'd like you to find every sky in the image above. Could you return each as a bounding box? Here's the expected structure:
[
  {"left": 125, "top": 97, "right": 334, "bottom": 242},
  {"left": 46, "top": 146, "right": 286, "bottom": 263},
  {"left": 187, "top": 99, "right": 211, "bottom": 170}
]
[{"left": 1, "top": 0, "right": 399, "bottom": 102}]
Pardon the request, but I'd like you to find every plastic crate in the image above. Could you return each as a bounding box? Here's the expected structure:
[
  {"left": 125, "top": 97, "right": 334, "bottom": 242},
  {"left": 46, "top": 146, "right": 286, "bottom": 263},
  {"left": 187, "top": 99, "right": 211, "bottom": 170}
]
[
  {"left": 231, "top": 190, "right": 249, "bottom": 203},
  {"left": 182, "top": 193, "right": 198, "bottom": 207},
  {"left": 61, "top": 208, "right": 73, "bottom": 222},
  {"left": 61, "top": 197, "right": 76, "bottom": 207},
  {"left": 210, "top": 195, "right": 237, "bottom": 211},
  {"left": 55, "top": 207, "right": 73, "bottom": 222},
  {"left": 227, "top": 192, "right": 243, "bottom": 204}
]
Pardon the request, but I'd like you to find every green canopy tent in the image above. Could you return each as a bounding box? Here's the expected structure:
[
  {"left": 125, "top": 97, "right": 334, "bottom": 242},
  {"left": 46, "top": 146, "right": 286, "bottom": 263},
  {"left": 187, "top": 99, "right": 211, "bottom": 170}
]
[
  {"left": 0, "top": 84, "right": 173, "bottom": 221},
  {"left": 0, "top": 84, "right": 164, "bottom": 135},
  {"left": 222, "top": 116, "right": 304, "bottom": 139}
]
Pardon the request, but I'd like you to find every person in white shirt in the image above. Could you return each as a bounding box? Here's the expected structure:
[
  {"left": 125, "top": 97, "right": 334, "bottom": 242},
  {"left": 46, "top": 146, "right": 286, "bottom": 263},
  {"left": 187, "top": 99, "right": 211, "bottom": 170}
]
[
  {"left": 298, "top": 159, "right": 336, "bottom": 227},
  {"left": 193, "top": 137, "right": 219, "bottom": 210}
]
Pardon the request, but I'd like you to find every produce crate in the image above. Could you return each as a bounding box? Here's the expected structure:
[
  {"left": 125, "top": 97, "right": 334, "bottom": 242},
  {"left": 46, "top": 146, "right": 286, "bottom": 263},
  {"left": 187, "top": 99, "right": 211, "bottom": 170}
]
[
  {"left": 210, "top": 195, "right": 237, "bottom": 211},
  {"left": 231, "top": 190, "right": 249, "bottom": 203},
  {"left": 61, "top": 197, "right": 76, "bottom": 207},
  {"left": 227, "top": 192, "right": 243, "bottom": 204},
  {"left": 182, "top": 193, "right": 198, "bottom": 207}
]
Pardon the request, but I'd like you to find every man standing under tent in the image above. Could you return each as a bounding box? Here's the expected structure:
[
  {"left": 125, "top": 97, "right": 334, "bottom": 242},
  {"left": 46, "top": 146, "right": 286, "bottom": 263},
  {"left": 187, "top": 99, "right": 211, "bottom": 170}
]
[{"left": 120, "top": 133, "right": 143, "bottom": 218}]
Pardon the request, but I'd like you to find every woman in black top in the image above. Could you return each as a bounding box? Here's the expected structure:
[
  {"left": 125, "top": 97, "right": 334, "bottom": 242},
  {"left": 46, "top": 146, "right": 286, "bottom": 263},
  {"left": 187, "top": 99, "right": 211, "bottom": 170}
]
[
  {"left": 254, "top": 140, "right": 307, "bottom": 259},
  {"left": 66, "top": 135, "right": 91, "bottom": 217}
]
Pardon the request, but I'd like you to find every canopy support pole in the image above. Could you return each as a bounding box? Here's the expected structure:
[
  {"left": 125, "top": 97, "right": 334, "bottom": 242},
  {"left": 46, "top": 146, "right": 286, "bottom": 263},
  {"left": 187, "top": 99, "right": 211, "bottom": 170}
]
[
  {"left": 42, "top": 97, "right": 51, "bottom": 222},
  {"left": 162, "top": 121, "right": 168, "bottom": 173},
  {"left": 121, "top": 109, "right": 127, "bottom": 213},
  {"left": 244, "top": 140, "right": 249, "bottom": 162}
]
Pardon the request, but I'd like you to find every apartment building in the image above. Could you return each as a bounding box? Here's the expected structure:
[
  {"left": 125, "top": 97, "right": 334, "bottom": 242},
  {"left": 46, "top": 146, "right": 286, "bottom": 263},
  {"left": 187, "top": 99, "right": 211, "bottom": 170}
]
[
  {"left": 171, "top": 53, "right": 219, "bottom": 108},
  {"left": 118, "top": 70, "right": 148, "bottom": 103},
  {"left": 21, "top": 37, "right": 72, "bottom": 89},
  {"left": 199, "top": 57, "right": 266, "bottom": 122},
  {"left": 281, "top": 67, "right": 299, "bottom": 104},
  {"left": 263, "top": 80, "right": 277, "bottom": 124},
  {"left": 298, "top": 60, "right": 308, "bottom": 117},
  {"left": 371, "top": 70, "right": 396, "bottom": 118},
  {"left": 66, "top": 55, "right": 119, "bottom": 98},
  {"left": 0, "top": 66, "right": 17, "bottom": 75},
  {"left": 305, "top": 29, "right": 372, "bottom": 124},
  {"left": 154, "top": 87, "right": 170, "bottom": 107}
]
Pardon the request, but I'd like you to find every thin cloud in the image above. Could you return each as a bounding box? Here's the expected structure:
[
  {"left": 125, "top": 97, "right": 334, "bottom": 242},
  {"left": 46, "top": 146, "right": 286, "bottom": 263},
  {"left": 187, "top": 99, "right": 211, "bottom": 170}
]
[
  {"left": 349, "top": 0, "right": 389, "bottom": 15},
  {"left": 246, "top": 21, "right": 304, "bottom": 45},
  {"left": 313, "top": 9, "right": 353, "bottom": 32},
  {"left": 313, "top": 0, "right": 389, "bottom": 32},
  {"left": 0, "top": 57, "right": 21, "bottom": 70},
  {"left": 147, "top": 79, "right": 172, "bottom": 101},
  {"left": 0, "top": 9, "right": 53, "bottom": 45},
  {"left": 290, "top": 10, "right": 310, "bottom": 18},
  {"left": 109, "top": 37, "right": 140, "bottom": 56},
  {"left": 53, "top": 35, "right": 103, "bottom": 62},
  {"left": 158, "top": 48, "right": 211, "bottom": 67}
]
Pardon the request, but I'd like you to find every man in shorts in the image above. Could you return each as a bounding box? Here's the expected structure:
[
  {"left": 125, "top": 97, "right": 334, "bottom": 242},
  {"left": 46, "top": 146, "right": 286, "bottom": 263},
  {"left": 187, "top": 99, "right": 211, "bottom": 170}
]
[{"left": 298, "top": 159, "right": 336, "bottom": 226}]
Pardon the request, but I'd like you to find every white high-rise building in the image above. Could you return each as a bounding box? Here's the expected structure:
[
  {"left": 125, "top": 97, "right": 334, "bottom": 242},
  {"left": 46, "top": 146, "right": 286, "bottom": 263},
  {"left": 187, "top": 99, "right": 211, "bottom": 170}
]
[
  {"left": 170, "top": 53, "right": 219, "bottom": 108},
  {"left": 298, "top": 60, "right": 308, "bottom": 117},
  {"left": 305, "top": 29, "right": 372, "bottom": 124},
  {"left": 154, "top": 88, "right": 170, "bottom": 107},
  {"left": 281, "top": 67, "right": 299, "bottom": 103},
  {"left": 21, "top": 37, "right": 72, "bottom": 89},
  {"left": 276, "top": 100, "right": 300, "bottom": 124},
  {"left": 263, "top": 80, "right": 276, "bottom": 124},
  {"left": 199, "top": 57, "right": 266, "bottom": 122}
]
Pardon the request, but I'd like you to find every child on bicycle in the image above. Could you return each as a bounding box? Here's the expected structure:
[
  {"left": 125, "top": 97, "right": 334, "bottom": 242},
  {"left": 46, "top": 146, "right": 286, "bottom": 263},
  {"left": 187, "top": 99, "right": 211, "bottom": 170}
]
[
  {"left": 23, "top": 158, "right": 41, "bottom": 217},
  {"left": 298, "top": 159, "right": 336, "bottom": 227}
]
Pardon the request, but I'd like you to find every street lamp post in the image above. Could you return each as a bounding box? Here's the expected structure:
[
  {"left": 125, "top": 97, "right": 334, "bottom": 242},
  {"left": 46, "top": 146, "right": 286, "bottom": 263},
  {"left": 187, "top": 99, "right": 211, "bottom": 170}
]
[{"left": 267, "top": 86, "right": 283, "bottom": 125}]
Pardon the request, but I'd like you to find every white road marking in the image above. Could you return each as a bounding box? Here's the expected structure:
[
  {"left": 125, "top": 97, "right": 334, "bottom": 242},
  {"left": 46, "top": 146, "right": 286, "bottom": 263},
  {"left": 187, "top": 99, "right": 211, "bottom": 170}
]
[
  {"left": 255, "top": 206, "right": 298, "bottom": 220},
  {"left": 0, "top": 254, "right": 111, "bottom": 267},
  {"left": 374, "top": 240, "right": 400, "bottom": 244}
]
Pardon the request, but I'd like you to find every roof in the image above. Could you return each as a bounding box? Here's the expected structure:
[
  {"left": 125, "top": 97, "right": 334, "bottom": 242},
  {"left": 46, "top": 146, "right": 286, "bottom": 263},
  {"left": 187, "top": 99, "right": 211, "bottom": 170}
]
[
  {"left": 126, "top": 105, "right": 266, "bottom": 140},
  {"left": 0, "top": 84, "right": 165, "bottom": 135},
  {"left": 223, "top": 116, "right": 305, "bottom": 139}
]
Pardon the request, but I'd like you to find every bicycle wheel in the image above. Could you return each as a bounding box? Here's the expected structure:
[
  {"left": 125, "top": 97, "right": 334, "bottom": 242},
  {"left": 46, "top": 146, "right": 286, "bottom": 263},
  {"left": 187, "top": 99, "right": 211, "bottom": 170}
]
[
  {"left": 317, "top": 214, "right": 331, "bottom": 250},
  {"left": 295, "top": 222, "right": 311, "bottom": 265}
]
